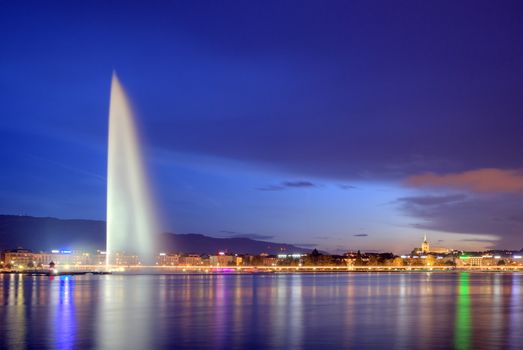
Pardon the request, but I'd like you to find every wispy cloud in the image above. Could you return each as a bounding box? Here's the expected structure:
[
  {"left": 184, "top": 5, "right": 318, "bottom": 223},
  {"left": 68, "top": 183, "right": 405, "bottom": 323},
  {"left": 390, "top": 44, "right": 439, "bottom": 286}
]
[
  {"left": 257, "top": 180, "right": 316, "bottom": 191},
  {"left": 405, "top": 168, "right": 523, "bottom": 193},
  {"left": 256, "top": 185, "right": 285, "bottom": 191},
  {"left": 283, "top": 181, "right": 315, "bottom": 188},
  {"left": 353, "top": 233, "right": 368, "bottom": 237},
  {"left": 397, "top": 193, "right": 523, "bottom": 248},
  {"left": 397, "top": 194, "right": 467, "bottom": 206},
  {"left": 461, "top": 238, "right": 498, "bottom": 243}
]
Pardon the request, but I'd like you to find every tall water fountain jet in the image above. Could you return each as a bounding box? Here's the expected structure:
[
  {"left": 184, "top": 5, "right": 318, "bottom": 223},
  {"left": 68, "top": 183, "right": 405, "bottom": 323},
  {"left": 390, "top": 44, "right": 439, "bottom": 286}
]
[{"left": 106, "top": 72, "right": 158, "bottom": 266}]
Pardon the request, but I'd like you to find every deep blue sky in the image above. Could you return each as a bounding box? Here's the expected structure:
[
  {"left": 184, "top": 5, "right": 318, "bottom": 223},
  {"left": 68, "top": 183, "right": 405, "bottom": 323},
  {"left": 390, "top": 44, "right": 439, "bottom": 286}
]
[{"left": 1, "top": 1, "right": 523, "bottom": 253}]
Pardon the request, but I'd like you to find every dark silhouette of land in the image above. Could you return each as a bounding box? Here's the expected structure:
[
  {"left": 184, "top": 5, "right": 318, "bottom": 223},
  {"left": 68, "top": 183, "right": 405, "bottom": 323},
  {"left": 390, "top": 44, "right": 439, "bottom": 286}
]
[{"left": 0, "top": 215, "right": 309, "bottom": 254}]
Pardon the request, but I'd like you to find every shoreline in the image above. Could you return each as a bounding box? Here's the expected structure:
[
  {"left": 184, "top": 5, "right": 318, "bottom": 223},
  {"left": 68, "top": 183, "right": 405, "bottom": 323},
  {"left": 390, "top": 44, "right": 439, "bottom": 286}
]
[{"left": 2, "top": 266, "right": 523, "bottom": 275}]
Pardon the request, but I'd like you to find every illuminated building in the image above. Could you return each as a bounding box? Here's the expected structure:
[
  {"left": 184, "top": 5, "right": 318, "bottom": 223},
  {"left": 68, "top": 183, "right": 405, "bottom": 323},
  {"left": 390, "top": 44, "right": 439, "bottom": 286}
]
[
  {"left": 156, "top": 253, "right": 180, "bottom": 266},
  {"left": 2, "top": 248, "right": 34, "bottom": 267},
  {"left": 234, "top": 255, "right": 243, "bottom": 266},
  {"left": 179, "top": 254, "right": 203, "bottom": 266},
  {"left": 261, "top": 256, "right": 278, "bottom": 266},
  {"left": 414, "top": 235, "right": 450, "bottom": 255},
  {"left": 48, "top": 250, "right": 90, "bottom": 265},
  {"left": 113, "top": 252, "right": 140, "bottom": 265},
  {"left": 421, "top": 234, "right": 430, "bottom": 253},
  {"left": 93, "top": 250, "right": 107, "bottom": 265},
  {"left": 1, "top": 249, "right": 86, "bottom": 268},
  {"left": 210, "top": 252, "right": 234, "bottom": 266}
]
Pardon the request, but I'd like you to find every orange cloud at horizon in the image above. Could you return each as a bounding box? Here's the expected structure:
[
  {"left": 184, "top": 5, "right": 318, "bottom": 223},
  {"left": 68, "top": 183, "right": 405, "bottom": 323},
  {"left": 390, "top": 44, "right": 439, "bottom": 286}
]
[{"left": 405, "top": 168, "right": 523, "bottom": 193}]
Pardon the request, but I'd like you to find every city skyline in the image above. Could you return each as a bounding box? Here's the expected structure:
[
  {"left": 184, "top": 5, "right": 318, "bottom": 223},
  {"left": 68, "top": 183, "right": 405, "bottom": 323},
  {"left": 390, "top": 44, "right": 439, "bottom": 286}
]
[
  {"left": 2, "top": 1, "right": 523, "bottom": 253},
  {"left": 2, "top": 2, "right": 523, "bottom": 350}
]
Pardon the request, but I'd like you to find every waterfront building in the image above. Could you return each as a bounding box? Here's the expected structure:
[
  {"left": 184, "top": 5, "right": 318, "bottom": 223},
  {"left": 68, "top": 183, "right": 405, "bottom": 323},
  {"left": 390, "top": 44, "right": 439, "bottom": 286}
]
[
  {"left": 179, "top": 254, "right": 203, "bottom": 266},
  {"left": 113, "top": 252, "right": 140, "bottom": 265},
  {"left": 235, "top": 255, "right": 243, "bottom": 266},
  {"left": 48, "top": 250, "right": 91, "bottom": 265},
  {"left": 343, "top": 251, "right": 359, "bottom": 265},
  {"left": 462, "top": 256, "right": 484, "bottom": 266},
  {"left": 210, "top": 252, "right": 235, "bottom": 266},
  {"left": 277, "top": 253, "right": 305, "bottom": 266},
  {"left": 457, "top": 253, "right": 520, "bottom": 266},
  {"left": 33, "top": 252, "right": 54, "bottom": 266},
  {"left": 157, "top": 253, "right": 180, "bottom": 266},
  {"left": 1, "top": 248, "right": 96, "bottom": 268},
  {"left": 93, "top": 250, "right": 107, "bottom": 265},
  {"left": 261, "top": 255, "right": 278, "bottom": 266},
  {"left": 1, "top": 248, "right": 35, "bottom": 268}
]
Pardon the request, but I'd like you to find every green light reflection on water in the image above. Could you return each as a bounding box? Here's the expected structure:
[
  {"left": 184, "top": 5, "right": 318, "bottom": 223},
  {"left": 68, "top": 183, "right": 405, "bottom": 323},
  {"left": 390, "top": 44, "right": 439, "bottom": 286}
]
[{"left": 454, "top": 272, "right": 471, "bottom": 350}]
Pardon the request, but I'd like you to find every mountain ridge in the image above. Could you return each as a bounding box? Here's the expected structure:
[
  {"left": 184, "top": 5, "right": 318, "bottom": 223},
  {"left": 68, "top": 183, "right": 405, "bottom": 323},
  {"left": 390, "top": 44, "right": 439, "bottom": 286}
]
[{"left": 0, "top": 215, "right": 310, "bottom": 255}]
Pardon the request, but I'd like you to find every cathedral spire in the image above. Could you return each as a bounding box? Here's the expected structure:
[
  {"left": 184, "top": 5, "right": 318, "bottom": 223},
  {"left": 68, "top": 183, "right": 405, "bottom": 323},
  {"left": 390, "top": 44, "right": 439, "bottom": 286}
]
[{"left": 421, "top": 234, "right": 430, "bottom": 253}]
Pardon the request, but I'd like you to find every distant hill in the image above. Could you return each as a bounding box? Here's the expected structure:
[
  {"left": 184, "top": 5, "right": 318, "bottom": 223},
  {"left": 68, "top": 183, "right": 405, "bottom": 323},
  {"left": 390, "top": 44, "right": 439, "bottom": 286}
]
[
  {"left": 0, "top": 215, "right": 105, "bottom": 252},
  {"left": 0, "top": 215, "right": 310, "bottom": 255},
  {"left": 158, "top": 233, "right": 309, "bottom": 255}
]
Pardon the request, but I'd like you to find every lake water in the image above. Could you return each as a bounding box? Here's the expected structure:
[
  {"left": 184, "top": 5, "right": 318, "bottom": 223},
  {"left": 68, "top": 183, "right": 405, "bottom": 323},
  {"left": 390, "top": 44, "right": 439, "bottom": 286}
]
[{"left": 1, "top": 272, "right": 522, "bottom": 349}]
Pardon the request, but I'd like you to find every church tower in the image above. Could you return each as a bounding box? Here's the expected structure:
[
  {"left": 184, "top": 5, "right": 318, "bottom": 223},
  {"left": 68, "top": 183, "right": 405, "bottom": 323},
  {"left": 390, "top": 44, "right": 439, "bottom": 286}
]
[{"left": 421, "top": 234, "right": 430, "bottom": 253}]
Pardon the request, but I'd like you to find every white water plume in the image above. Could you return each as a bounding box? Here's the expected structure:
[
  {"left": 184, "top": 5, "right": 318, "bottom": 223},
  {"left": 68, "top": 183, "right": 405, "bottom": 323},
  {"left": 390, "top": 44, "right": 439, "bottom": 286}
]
[{"left": 106, "top": 72, "right": 158, "bottom": 265}]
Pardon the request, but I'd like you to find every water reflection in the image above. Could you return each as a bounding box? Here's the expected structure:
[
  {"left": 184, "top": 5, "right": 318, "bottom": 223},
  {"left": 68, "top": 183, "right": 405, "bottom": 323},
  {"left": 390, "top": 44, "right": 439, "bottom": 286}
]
[
  {"left": 509, "top": 274, "right": 521, "bottom": 349},
  {"left": 454, "top": 273, "right": 471, "bottom": 350},
  {"left": 1, "top": 273, "right": 523, "bottom": 349},
  {"left": 6, "top": 275, "right": 26, "bottom": 350},
  {"left": 96, "top": 275, "right": 154, "bottom": 349},
  {"left": 50, "top": 276, "right": 76, "bottom": 350},
  {"left": 395, "top": 274, "right": 409, "bottom": 349}
]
